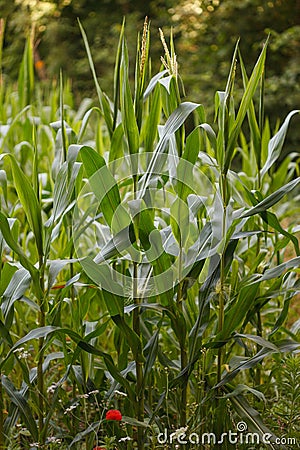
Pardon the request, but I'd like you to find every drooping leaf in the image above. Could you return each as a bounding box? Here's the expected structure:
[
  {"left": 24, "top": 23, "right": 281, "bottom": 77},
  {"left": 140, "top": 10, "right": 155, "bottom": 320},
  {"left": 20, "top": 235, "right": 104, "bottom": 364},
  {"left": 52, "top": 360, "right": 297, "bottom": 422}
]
[
  {"left": 0, "top": 212, "right": 40, "bottom": 294},
  {"left": 138, "top": 102, "right": 200, "bottom": 196},
  {"left": 260, "top": 109, "right": 299, "bottom": 178},
  {"left": 241, "top": 177, "right": 300, "bottom": 218},
  {"left": 2, "top": 376, "right": 38, "bottom": 441}
]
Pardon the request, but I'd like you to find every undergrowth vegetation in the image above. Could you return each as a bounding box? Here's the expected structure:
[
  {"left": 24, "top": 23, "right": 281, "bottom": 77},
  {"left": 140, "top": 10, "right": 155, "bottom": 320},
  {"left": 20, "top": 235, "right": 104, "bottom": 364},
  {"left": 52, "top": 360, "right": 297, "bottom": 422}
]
[{"left": 0, "top": 18, "right": 299, "bottom": 450}]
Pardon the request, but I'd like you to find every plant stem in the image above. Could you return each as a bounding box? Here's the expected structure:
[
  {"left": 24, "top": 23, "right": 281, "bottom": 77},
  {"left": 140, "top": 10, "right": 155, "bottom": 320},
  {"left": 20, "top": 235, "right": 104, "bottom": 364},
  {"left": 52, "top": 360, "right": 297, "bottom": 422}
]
[
  {"left": 255, "top": 310, "right": 262, "bottom": 385},
  {"left": 217, "top": 254, "right": 225, "bottom": 383},
  {"left": 0, "top": 374, "right": 4, "bottom": 450},
  {"left": 37, "top": 256, "right": 46, "bottom": 444},
  {"left": 133, "top": 261, "right": 144, "bottom": 449},
  {"left": 133, "top": 174, "right": 144, "bottom": 449},
  {"left": 217, "top": 174, "right": 227, "bottom": 383},
  {"left": 180, "top": 340, "right": 188, "bottom": 426},
  {"left": 177, "top": 247, "right": 188, "bottom": 426},
  {"left": 37, "top": 315, "right": 45, "bottom": 443}
]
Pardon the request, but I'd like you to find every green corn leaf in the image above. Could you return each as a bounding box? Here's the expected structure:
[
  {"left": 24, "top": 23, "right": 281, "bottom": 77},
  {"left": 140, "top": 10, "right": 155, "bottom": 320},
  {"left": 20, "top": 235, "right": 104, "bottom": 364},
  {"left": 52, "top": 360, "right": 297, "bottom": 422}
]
[
  {"left": 112, "top": 314, "right": 143, "bottom": 363},
  {"left": 239, "top": 50, "right": 261, "bottom": 169},
  {"left": 78, "top": 19, "right": 113, "bottom": 136},
  {"left": 46, "top": 161, "right": 81, "bottom": 229},
  {"left": 11, "top": 326, "right": 59, "bottom": 353},
  {"left": 241, "top": 176, "right": 300, "bottom": 218},
  {"left": 77, "top": 106, "right": 101, "bottom": 143},
  {"left": 159, "top": 74, "right": 174, "bottom": 94},
  {"left": 128, "top": 200, "right": 173, "bottom": 303},
  {"left": 100, "top": 289, "right": 124, "bottom": 318},
  {"left": 76, "top": 340, "right": 135, "bottom": 402},
  {"left": 1, "top": 268, "right": 31, "bottom": 319},
  {"left": 17, "top": 37, "right": 34, "bottom": 108},
  {"left": 270, "top": 279, "right": 298, "bottom": 336},
  {"left": 258, "top": 256, "right": 300, "bottom": 282},
  {"left": 143, "top": 83, "right": 162, "bottom": 153},
  {"left": 70, "top": 421, "right": 102, "bottom": 446},
  {"left": 170, "top": 197, "right": 190, "bottom": 246},
  {"left": 0, "top": 105, "right": 31, "bottom": 150},
  {"left": 84, "top": 320, "right": 110, "bottom": 342},
  {"left": 240, "top": 185, "right": 300, "bottom": 255},
  {"left": 0, "top": 212, "right": 40, "bottom": 290},
  {"left": 217, "top": 339, "right": 300, "bottom": 388},
  {"left": 120, "top": 35, "right": 140, "bottom": 154},
  {"left": 234, "top": 333, "right": 279, "bottom": 351},
  {"left": 0, "top": 319, "right": 14, "bottom": 347},
  {"left": 2, "top": 376, "right": 38, "bottom": 441},
  {"left": 214, "top": 39, "right": 239, "bottom": 169},
  {"left": 139, "top": 101, "right": 200, "bottom": 196},
  {"left": 216, "top": 279, "right": 260, "bottom": 343},
  {"left": 79, "top": 145, "right": 129, "bottom": 228},
  {"left": 0, "top": 153, "right": 43, "bottom": 256},
  {"left": 0, "top": 169, "right": 7, "bottom": 205},
  {"left": 109, "top": 122, "right": 125, "bottom": 162},
  {"left": 143, "top": 69, "right": 168, "bottom": 100},
  {"left": 224, "top": 37, "right": 269, "bottom": 173},
  {"left": 122, "top": 416, "right": 150, "bottom": 428},
  {"left": 143, "top": 329, "right": 159, "bottom": 387},
  {"left": 216, "top": 257, "right": 300, "bottom": 344},
  {"left": 96, "top": 224, "right": 135, "bottom": 262},
  {"left": 113, "top": 18, "right": 125, "bottom": 130},
  {"left": 261, "top": 211, "right": 299, "bottom": 256},
  {"left": 226, "top": 388, "right": 280, "bottom": 450},
  {"left": 222, "top": 384, "right": 266, "bottom": 403},
  {"left": 260, "top": 109, "right": 299, "bottom": 178},
  {"left": 80, "top": 256, "right": 125, "bottom": 297}
]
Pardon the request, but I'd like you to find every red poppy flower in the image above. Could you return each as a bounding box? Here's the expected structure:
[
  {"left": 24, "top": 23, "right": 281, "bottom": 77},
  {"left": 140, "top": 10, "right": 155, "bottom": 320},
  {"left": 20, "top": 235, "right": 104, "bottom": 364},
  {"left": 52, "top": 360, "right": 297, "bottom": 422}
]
[
  {"left": 93, "top": 447, "right": 105, "bottom": 450},
  {"left": 105, "top": 409, "right": 122, "bottom": 421}
]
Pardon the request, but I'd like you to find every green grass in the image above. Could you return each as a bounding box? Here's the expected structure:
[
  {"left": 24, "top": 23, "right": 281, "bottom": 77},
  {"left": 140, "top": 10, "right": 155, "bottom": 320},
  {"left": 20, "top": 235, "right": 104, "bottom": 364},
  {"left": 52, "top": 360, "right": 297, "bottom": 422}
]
[{"left": 0, "top": 18, "right": 299, "bottom": 450}]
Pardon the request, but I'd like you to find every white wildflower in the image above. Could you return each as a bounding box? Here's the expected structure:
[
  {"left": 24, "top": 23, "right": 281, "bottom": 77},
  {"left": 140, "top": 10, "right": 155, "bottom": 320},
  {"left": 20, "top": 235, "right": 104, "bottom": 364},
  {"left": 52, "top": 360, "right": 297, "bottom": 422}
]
[
  {"left": 64, "top": 403, "right": 79, "bottom": 414},
  {"left": 47, "top": 383, "right": 58, "bottom": 394},
  {"left": 114, "top": 390, "right": 127, "bottom": 397},
  {"left": 119, "top": 436, "right": 132, "bottom": 442}
]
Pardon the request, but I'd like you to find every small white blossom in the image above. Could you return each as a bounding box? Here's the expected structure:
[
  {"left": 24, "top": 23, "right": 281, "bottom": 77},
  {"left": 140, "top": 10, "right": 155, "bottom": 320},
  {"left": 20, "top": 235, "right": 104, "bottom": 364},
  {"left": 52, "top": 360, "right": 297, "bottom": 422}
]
[
  {"left": 119, "top": 436, "right": 132, "bottom": 442},
  {"left": 47, "top": 383, "right": 58, "bottom": 394},
  {"left": 78, "top": 393, "right": 89, "bottom": 399},
  {"left": 64, "top": 403, "right": 79, "bottom": 414},
  {"left": 47, "top": 437, "right": 62, "bottom": 444},
  {"left": 114, "top": 390, "right": 127, "bottom": 397},
  {"left": 14, "top": 347, "right": 30, "bottom": 359}
]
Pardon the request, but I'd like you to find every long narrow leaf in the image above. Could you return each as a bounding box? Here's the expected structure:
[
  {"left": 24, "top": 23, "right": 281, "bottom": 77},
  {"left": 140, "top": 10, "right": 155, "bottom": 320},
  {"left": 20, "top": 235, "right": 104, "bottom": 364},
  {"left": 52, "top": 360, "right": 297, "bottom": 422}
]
[{"left": 224, "top": 37, "right": 269, "bottom": 173}]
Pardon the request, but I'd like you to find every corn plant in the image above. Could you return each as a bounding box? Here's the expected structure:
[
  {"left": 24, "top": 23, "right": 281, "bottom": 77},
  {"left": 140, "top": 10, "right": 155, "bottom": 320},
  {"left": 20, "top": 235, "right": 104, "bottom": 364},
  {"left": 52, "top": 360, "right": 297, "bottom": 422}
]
[{"left": 0, "top": 18, "right": 299, "bottom": 450}]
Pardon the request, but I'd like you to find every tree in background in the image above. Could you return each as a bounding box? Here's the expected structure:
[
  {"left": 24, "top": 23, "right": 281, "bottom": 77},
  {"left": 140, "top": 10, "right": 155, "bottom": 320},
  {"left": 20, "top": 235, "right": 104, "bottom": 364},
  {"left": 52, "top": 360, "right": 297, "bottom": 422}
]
[
  {"left": 0, "top": 0, "right": 173, "bottom": 97},
  {"left": 170, "top": 0, "right": 300, "bottom": 147}
]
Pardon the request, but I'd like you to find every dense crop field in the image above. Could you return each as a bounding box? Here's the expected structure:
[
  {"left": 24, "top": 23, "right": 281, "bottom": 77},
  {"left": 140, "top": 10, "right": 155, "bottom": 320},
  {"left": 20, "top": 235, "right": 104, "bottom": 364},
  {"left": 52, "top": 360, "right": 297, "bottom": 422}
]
[{"left": 0, "top": 19, "right": 299, "bottom": 449}]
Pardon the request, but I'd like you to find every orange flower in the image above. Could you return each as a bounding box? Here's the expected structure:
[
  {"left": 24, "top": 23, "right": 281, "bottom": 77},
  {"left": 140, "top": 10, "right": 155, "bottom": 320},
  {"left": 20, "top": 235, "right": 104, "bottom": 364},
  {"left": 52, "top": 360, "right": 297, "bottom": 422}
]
[{"left": 35, "top": 60, "right": 45, "bottom": 70}]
